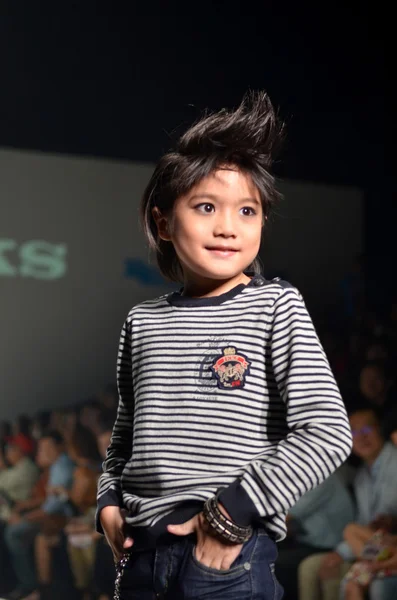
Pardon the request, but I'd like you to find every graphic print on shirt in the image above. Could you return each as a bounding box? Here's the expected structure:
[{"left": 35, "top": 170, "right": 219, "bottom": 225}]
[
  {"left": 211, "top": 346, "right": 251, "bottom": 389},
  {"left": 195, "top": 336, "right": 229, "bottom": 395}
]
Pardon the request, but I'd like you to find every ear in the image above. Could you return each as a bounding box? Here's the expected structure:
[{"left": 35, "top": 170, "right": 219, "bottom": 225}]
[{"left": 152, "top": 207, "right": 172, "bottom": 242}]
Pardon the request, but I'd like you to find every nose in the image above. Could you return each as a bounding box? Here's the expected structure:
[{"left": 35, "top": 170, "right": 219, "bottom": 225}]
[{"left": 213, "top": 210, "right": 236, "bottom": 238}]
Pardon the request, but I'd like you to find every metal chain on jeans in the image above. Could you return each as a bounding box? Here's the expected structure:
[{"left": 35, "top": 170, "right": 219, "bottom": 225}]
[{"left": 113, "top": 552, "right": 131, "bottom": 600}]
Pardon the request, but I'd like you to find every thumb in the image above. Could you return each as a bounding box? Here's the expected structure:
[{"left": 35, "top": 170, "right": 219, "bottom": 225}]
[
  {"left": 123, "top": 536, "right": 134, "bottom": 549},
  {"left": 167, "top": 517, "right": 195, "bottom": 536}
]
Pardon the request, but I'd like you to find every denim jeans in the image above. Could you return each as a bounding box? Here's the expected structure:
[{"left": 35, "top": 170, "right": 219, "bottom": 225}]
[{"left": 118, "top": 528, "right": 283, "bottom": 599}]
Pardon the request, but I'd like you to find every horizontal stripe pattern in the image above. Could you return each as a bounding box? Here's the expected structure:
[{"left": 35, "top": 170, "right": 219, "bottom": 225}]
[{"left": 97, "top": 280, "right": 352, "bottom": 540}]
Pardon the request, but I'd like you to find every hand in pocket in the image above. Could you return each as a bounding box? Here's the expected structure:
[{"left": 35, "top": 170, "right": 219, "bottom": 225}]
[{"left": 168, "top": 512, "right": 243, "bottom": 571}]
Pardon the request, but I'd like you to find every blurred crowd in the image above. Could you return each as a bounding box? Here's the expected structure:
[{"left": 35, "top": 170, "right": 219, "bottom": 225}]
[
  {"left": 1, "top": 257, "right": 397, "bottom": 600},
  {"left": 0, "top": 386, "right": 118, "bottom": 600},
  {"left": 275, "top": 258, "right": 397, "bottom": 600}
]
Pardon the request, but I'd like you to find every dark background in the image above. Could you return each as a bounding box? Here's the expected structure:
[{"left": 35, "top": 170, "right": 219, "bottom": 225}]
[{"left": 1, "top": 2, "right": 394, "bottom": 269}]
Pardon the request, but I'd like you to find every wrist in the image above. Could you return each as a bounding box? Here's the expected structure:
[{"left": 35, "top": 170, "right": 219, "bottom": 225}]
[
  {"left": 218, "top": 502, "right": 231, "bottom": 520},
  {"left": 202, "top": 491, "right": 253, "bottom": 544}
]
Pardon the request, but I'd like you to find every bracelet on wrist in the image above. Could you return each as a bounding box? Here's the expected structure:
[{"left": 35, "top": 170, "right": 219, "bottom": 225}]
[{"left": 202, "top": 490, "right": 253, "bottom": 544}]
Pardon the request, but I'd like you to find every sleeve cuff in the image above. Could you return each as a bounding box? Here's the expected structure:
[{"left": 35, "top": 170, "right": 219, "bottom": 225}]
[
  {"left": 218, "top": 480, "right": 261, "bottom": 526},
  {"left": 96, "top": 489, "right": 123, "bottom": 534}
]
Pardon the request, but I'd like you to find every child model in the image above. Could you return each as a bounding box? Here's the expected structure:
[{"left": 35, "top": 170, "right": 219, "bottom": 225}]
[{"left": 97, "top": 92, "right": 353, "bottom": 599}]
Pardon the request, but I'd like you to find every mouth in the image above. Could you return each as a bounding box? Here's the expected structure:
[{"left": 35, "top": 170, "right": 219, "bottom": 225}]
[{"left": 206, "top": 246, "right": 239, "bottom": 257}]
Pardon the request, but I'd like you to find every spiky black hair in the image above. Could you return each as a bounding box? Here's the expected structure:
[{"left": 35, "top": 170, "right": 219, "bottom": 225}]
[{"left": 141, "top": 91, "right": 284, "bottom": 282}]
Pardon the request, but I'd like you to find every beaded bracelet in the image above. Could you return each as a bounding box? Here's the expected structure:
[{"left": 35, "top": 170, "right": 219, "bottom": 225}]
[{"left": 202, "top": 490, "right": 253, "bottom": 544}]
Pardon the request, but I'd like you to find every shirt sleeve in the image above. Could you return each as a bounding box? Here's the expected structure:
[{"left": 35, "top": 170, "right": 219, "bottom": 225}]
[
  {"left": 219, "top": 286, "right": 353, "bottom": 527},
  {"left": 96, "top": 318, "right": 135, "bottom": 533}
]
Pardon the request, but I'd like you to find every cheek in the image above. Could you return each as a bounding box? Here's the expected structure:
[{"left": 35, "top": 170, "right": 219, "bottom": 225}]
[
  {"left": 171, "top": 216, "right": 197, "bottom": 242},
  {"left": 252, "top": 229, "right": 262, "bottom": 249},
  {"left": 245, "top": 222, "right": 263, "bottom": 245}
]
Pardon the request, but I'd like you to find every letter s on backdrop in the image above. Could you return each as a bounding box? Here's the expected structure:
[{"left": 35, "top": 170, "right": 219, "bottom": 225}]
[{"left": 19, "top": 240, "right": 67, "bottom": 280}]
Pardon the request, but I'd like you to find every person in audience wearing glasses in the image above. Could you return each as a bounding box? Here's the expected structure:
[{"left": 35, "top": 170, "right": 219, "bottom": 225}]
[{"left": 298, "top": 406, "right": 397, "bottom": 600}]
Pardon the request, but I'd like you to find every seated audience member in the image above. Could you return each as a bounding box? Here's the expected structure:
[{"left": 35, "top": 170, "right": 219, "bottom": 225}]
[
  {"left": 26, "top": 425, "right": 101, "bottom": 600},
  {"left": 0, "top": 434, "right": 38, "bottom": 520},
  {"left": 3, "top": 431, "right": 74, "bottom": 600},
  {"left": 11, "top": 465, "right": 49, "bottom": 518},
  {"left": 0, "top": 436, "right": 38, "bottom": 593},
  {"left": 335, "top": 411, "right": 397, "bottom": 599},
  {"left": 66, "top": 417, "right": 114, "bottom": 600},
  {"left": 298, "top": 407, "right": 397, "bottom": 600},
  {"left": 276, "top": 470, "right": 355, "bottom": 599},
  {"left": 49, "top": 423, "right": 100, "bottom": 519},
  {"left": 0, "top": 439, "right": 49, "bottom": 595}
]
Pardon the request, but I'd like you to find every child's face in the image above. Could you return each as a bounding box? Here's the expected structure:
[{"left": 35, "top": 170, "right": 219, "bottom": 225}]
[{"left": 164, "top": 167, "right": 263, "bottom": 286}]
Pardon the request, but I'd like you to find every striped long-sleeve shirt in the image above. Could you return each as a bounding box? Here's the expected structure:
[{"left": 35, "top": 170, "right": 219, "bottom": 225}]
[{"left": 97, "top": 274, "right": 352, "bottom": 542}]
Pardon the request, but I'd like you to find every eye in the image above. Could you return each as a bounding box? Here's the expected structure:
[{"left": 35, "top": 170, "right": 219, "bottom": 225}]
[
  {"left": 196, "top": 203, "right": 215, "bottom": 213},
  {"left": 240, "top": 206, "right": 256, "bottom": 216}
]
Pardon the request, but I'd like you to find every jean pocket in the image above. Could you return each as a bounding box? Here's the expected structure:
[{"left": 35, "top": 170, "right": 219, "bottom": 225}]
[
  {"left": 190, "top": 547, "right": 249, "bottom": 577},
  {"left": 189, "top": 529, "right": 259, "bottom": 577}
]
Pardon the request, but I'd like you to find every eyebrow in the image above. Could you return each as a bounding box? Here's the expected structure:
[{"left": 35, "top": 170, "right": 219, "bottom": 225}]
[{"left": 189, "top": 193, "right": 261, "bottom": 206}]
